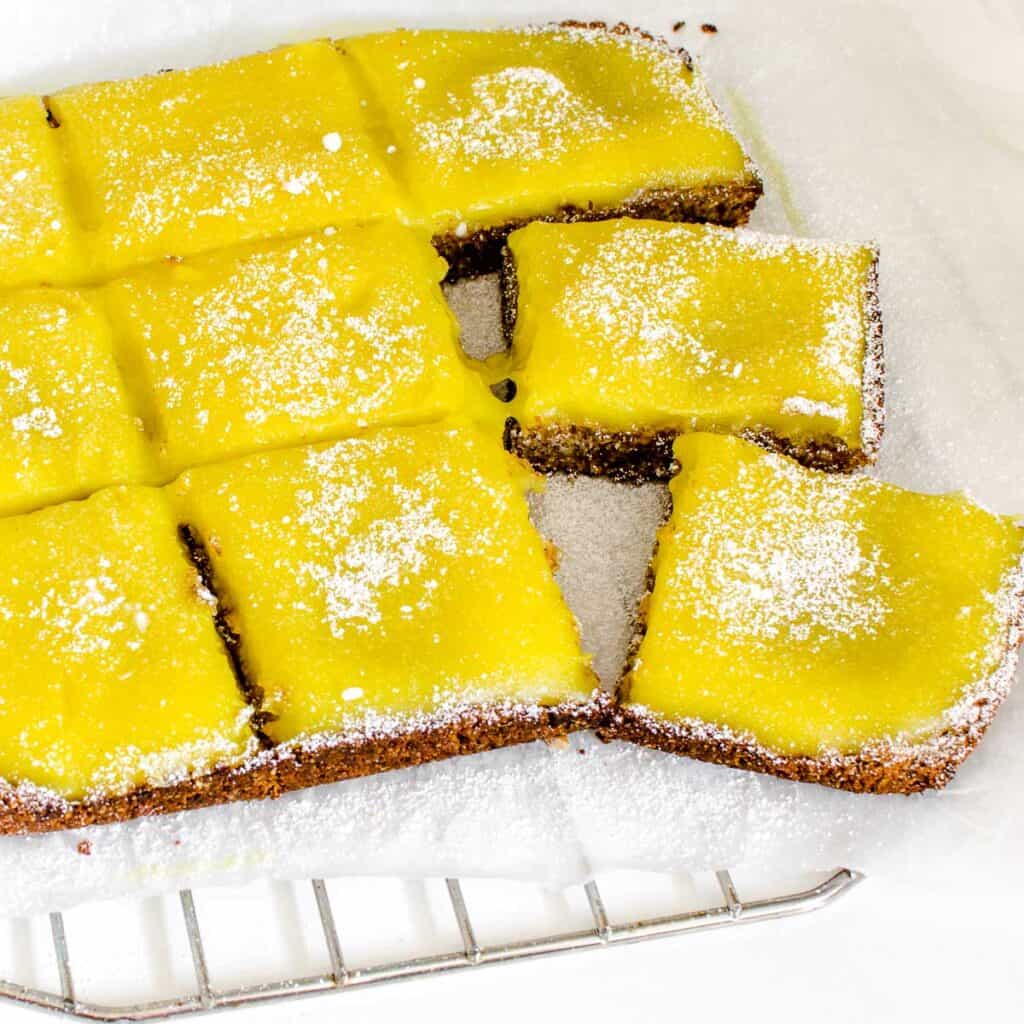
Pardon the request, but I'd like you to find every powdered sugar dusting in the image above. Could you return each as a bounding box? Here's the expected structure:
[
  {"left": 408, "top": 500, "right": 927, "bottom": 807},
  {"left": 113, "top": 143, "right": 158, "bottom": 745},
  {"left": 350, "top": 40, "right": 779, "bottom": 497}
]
[
  {"left": 676, "top": 469, "right": 892, "bottom": 646},
  {"left": 48, "top": 42, "right": 402, "bottom": 269},
  {"left": 0, "top": 291, "right": 145, "bottom": 511},
  {"left": 0, "top": 304, "right": 74, "bottom": 448},
  {"left": 11, "top": 404, "right": 63, "bottom": 439},
  {"left": 283, "top": 435, "right": 512, "bottom": 647},
  {"left": 554, "top": 240, "right": 735, "bottom": 378},
  {"left": 295, "top": 450, "right": 459, "bottom": 635},
  {"left": 780, "top": 395, "right": 846, "bottom": 423},
  {"left": 414, "top": 65, "right": 619, "bottom": 166},
  {"left": 110, "top": 226, "right": 461, "bottom": 471},
  {"left": 16, "top": 563, "right": 152, "bottom": 658}
]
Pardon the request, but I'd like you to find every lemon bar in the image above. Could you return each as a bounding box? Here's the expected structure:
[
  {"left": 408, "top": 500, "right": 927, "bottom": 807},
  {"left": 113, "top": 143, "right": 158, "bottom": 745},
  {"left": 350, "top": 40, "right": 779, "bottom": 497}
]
[
  {"left": 344, "top": 24, "right": 759, "bottom": 277},
  {"left": 607, "top": 434, "right": 1024, "bottom": 794},
  {"left": 48, "top": 41, "right": 407, "bottom": 275},
  {"left": 0, "top": 486, "right": 259, "bottom": 834},
  {"left": 105, "top": 223, "right": 487, "bottom": 477},
  {"left": 502, "top": 220, "right": 883, "bottom": 480},
  {"left": 0, "top": 288, "right": 151, "bottom": 517},
  {"left": 0, "top": 96, "right": 87, "bottom": 289},
  {"left": 171, "top": 420, "right": 599, "bottom": 790}
]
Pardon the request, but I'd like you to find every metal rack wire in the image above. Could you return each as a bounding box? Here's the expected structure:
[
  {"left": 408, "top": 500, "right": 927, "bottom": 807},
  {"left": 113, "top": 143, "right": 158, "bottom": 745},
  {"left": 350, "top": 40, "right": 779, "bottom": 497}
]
[{"left": 0, "top": 868, "right": 861, "bottom": 1020}]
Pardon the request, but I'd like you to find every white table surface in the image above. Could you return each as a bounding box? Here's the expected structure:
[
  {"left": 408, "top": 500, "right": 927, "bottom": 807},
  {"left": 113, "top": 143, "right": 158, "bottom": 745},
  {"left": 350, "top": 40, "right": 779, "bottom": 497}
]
[{"left": 1, "top": 0, "right": 1022, "bottom": 1020}]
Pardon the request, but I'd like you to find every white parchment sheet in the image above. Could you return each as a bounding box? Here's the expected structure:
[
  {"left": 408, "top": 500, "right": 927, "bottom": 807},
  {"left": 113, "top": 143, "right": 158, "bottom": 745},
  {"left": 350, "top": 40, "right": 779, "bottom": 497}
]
[{"left": 1, "top": 0, "right": 1021, "bottom": 915}]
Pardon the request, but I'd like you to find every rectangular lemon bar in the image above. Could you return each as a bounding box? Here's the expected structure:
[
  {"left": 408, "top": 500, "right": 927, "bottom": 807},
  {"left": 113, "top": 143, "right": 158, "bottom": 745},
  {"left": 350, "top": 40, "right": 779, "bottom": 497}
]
[
  {"left": 48, "top": 41, "right": 407, "bottom": 276},
  {"left": 170, "top": 420, "right": 599, "bottom": 791},
  {"left": 105, "top": 223, "right": 490, "bottom": 477},
  {"left": 502, "top": 220, "right": 883, "bottom": 480},
  {"left": 0, "top": 486, "right": 259, "bottom": 834},
  {"left": 0, "top": 96, "right": 87, "bottom": 289},
  {"left": 344, "top": 24, "right": 760, "bottom": 277},
  {"left": 0, "top": 287, "right": 151, "bottom": 517},
  {"left": 607, "top": 434, "right": 1024, "bottom": 794}
]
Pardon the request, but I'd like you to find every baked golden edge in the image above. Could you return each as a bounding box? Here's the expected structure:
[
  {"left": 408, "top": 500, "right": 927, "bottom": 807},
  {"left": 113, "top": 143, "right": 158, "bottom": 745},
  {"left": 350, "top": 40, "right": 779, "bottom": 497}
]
[{"left": 501, "top": 245, "right": 884, "bottom": 482}]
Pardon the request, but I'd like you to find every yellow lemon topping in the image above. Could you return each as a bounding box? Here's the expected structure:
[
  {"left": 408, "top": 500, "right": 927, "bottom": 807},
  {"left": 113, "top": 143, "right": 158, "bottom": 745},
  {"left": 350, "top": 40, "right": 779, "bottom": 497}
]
[
  {"left": 344, "top": 26, "right": 753, "bottom": 235},
  {"left": 170, "top": 420, "right": 595, "bottom": 744},
  {"left": 105, "top": 223, "right": 492, "bottom": 477},
  {"left": 0, "top": 96, "right": 87, "bottom": 290},
  {"left": 507, "top": 220, "right": 879, "bottom": 455},
  {"left": 626, "top": 433, "right": 1023, "bottom": 757},
  {"left": 49, "top": 41, "right": 407, "bottom": 275},
  {"left": 0, "top": 288, "right": 151, "bottom": 517},
  {"left": 0, "top": 486, "right": 254, "bottom": 799}
]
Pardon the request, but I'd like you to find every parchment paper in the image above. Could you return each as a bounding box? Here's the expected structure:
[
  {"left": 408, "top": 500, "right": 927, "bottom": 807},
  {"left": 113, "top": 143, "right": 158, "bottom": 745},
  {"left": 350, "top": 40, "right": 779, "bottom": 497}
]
[{"left": 1, "top": 0, "right": 1021, "bottom": 916}]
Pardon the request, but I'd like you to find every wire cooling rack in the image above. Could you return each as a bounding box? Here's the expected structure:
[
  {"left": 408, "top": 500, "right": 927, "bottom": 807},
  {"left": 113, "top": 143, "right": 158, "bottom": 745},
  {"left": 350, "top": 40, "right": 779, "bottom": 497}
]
[{"left": 0, "top": 868, "right": 860, "bottom": 1021}]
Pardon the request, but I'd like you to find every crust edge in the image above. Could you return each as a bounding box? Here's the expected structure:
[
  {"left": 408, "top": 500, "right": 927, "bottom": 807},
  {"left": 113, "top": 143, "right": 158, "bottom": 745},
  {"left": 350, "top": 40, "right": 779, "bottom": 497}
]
[
  {"left": 438, "top": 180, "right": 763, "bottom": 282},
  {"left": 0, "top": 692, "right": 608, "bottom": 836}
]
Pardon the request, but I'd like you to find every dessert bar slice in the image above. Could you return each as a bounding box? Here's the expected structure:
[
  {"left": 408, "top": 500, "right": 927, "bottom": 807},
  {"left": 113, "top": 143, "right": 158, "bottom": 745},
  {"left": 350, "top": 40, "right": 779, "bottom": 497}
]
[
  {"left": 171, "top": 419, "right": 599, "bottom": 791},
  {"left": 105, "top": 223, "right": 490, "bottom": 476},
  {"left": 48, "top": 41, "right": 407, "bottom": 275},
  {"left": 502, "top": 220, "right": 882, "bottom": 480},
  {"left": 0, "top": 96, "right": 87, "bottom": 289},
  {"left": 344, "top": 24, "right": 760, "bottom": 278},
  {"left": 606, "top": 433, "right": 1024, "bottom": 794},
  {"left": 0, "top": 486, "right": 258, "bottom": 834},
  {"left": 0, "top": 288, "right": 151, "bottom": 516}
]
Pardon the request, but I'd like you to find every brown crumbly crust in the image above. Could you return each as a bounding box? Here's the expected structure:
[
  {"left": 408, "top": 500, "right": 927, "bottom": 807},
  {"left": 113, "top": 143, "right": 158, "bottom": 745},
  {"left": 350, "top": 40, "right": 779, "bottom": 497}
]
[
  {"left": 603, "top": 706, "right": 980, "bottom": 794},
  {"left": 434, "top": 21, "right": 761, "bottom": 281},
  {"left": 506, "top": 419, "right": 680, "bottom": 484},
  {"left": 270, "top": 694, "right": 608, "bottom": 796},
  {"left": 0, "top": 759, "right": 281, "bottom": 836},
  {"left": 599, "top": 535, "right": 1024, "bottom": 796},
  {"left": 178, "top": 525, "right": 276, "bottom": 741},
  {"left": 500, "top": 243, "right": 884, "bottom": 481},
  {"left": 438, "top": 181, "right": 762, "bottom": 282},
  {"left": 0, "top": 695, "right": 608, "bottom": 836},
  {"left": 505, "top": 420, "right": 873, "bottom": 482}
]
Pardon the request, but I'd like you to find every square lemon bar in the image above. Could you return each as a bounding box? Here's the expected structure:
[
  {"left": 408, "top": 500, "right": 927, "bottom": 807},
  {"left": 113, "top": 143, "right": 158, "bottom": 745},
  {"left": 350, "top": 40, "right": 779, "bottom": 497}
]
[
  {"left": 0, "top": 486, "right": 258, "bottom": 834},
  {"left": 502, "top": 220, "right": 883, "bottom": 480},
  {"left": 609, "top": 433, "right": 1024, "bottom": 793},
  {"left": 0, "top": 287, "right": 151, "bottom": 517},
  {"left": 0, "top": 96, "right": 87, "bottom": 289},
  {"left": 48, "top": 41, "right": 407, "bottom": 275},
  {"left": 344, "top": 25, "right": 759, "bottom": 277},
  {"left": 105, "top": 223, "right": 488, "bottom": 477},
  {"left": 171, "top": 420, "right": 598, "bottom": 790}
]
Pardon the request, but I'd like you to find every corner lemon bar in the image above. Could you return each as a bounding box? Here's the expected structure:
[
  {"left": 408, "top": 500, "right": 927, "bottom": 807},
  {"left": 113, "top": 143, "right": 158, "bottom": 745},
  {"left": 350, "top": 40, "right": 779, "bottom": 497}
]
[
  {"left": 502, "top": 220, "right": 883, "bottom": 480},
  {"left": 608, "top": 434, "right": 1024, "bottom": 793},
  {"left": 48, "top": 41, "right": 407, "bottom": 275},
  {"left": 0, "top": 288, "right": 151, "bottom": 517},
  {"left": 105, "top": 223, "right": 488, "bottom": 477},
  {"left": 171, "top": 420, "right": 599, "bottom": 790},
  {"left": 344, "top": 24, "right": 759, "bottom": 277},
  {"left": 0, "top": 96, "right": 87, "bottom": 289},
  {"left": 0, "top": 486, "right": 258, "bottom": 834}
]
